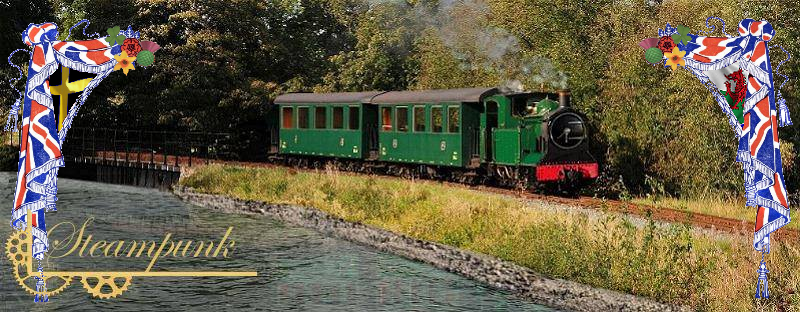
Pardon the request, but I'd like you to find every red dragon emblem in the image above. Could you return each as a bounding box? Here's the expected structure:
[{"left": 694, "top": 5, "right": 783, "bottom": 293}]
[{"left": 724, "top": 69, "right": 747, "bottom": 109}]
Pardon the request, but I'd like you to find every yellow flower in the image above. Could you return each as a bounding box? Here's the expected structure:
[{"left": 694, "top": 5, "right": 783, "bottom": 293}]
[
  {"left": 664, "top": 47, "right": 686, "bottom": 70},
  {"left": 114, "top": 51, "right": 136, "bottom": 75}
]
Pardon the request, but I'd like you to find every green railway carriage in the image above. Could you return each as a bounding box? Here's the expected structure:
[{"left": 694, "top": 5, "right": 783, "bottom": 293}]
[
  {"left": 274, "top": 92, "right": 382, "bottom": 159},
  {"left": 371, "top": 89, "right": 487, "bottom": 167},
  {"left": 271, "top": 87, "right": 598, "bottom": 186}
]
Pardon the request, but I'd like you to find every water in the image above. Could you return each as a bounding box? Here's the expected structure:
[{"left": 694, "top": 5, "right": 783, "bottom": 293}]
[{"left": 0, "top": 172, "right": 553, "bottom": 311}]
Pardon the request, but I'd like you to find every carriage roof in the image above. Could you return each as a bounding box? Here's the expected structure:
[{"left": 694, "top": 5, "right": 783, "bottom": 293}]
[
  {"left": 274, "top": 91, "right": 385, "bottom": 104},
  {"left": 274, "top": 88, "right": 499, "bottom": 105},
  {"left": 371, "top": 87, "right": 498, "bottom": 104}
]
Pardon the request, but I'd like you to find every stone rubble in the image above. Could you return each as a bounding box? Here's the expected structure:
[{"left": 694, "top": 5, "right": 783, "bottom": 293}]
[{"left": 173, "top": 186, "right": 691, "bottom": 312}]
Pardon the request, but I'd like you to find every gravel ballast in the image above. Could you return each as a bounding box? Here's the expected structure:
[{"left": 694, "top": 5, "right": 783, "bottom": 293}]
[{"left": 174, "top": 187, "right": 689, "bottom": 312}]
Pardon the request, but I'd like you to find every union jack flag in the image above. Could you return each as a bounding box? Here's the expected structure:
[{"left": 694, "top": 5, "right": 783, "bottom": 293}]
[
  {"left": 8, "top": 22, "right": 119, "bottom": 271},
  {"left": 670, "top": 18, "right": 791, "bottom": 298}
]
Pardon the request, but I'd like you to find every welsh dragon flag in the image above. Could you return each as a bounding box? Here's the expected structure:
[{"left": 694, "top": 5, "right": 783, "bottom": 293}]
[
  {"left": 644, "top": 18, "right": 791, "bottom": 298},
  {"left": 705, "top": 64, "right": 747, "bottom": 124}
]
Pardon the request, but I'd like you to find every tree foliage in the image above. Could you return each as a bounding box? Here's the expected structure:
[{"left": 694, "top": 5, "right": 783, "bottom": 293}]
[
  {"left": 318, "top": 1, "right": 420, "bottom": 92},
  {"left": 37, "top": 0, "right": 357, "bottom": 133},
  {"left": 0, "top": 0, "right": 55, "bottom": 119},
  {"left": 1, "top": 0, "right": 797, "bottom": 199}
]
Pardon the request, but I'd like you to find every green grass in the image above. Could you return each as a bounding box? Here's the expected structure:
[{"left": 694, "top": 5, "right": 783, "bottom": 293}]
[{"left": 180, "top": 164, "right": 800, "bottom": 311}]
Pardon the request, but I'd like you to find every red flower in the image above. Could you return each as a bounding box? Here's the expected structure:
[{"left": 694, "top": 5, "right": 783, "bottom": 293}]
[
  {"left": 657, "top": 36, "right": 675, "bottom": 54},
  {"left": 121, "top": 38, "right": 142, "bottom": 57}
]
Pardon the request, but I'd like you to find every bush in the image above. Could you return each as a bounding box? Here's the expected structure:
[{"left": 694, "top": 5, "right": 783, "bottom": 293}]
[{"left": 0, "top": 145, "right": 17, "bottom": 171}]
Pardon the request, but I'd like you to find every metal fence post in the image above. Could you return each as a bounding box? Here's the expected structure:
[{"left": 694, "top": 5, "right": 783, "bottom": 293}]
[
  {"left": 92, "top": 128, "right": 96, "bottom": 159},
  {"left": 162, "top": 131, "right": 167, "bottom": 166},
  {"left": 188, "top": 131, "right": 193, "bottom": 167},
  {"left": 81, "top": 128, "right": 86, "bottom": 159},
  {"left": 125, "top": 130, "right": 129, "bottom": 163},
  {"left": 150, "top": 131, "right": 154, "bottom": 165},
  {"left": 113, "top": 129, "right": 118, "bottom": 162},
  {"left": 104, "top": 128, "right": 108, "bottom": 159},
  {"left": 174, "top": 132, "right": 179, "bottom": 167},
  {"left": 137, "top": 130, "right": 142, "bottom": 163}
]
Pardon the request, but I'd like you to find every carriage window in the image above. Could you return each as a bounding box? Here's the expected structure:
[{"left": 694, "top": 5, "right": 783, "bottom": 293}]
[
  {"left": 349, "top": 106, "right": 360, "bottom": 130},
  {"left": 381, "top": 107, "right": 393, "bottom": 131},
  {"left": 431, "top": 106, "right": 443, "bottom": 133},
  {"left": 298, "top": 107, "right": 309, "bottom": 129},
  {"left": 282, "top": 107, "right": 294, "bottom": 129},
  {"left": 414, "top": 106, "right": 426, "bottom": 132},
  {"left": 397, "top": 107, "right": 409, "bottom": 132},
  {"left": 315, "top": 107, "right": 326, "bottom": 129},
  {"left": 448, "top": 107, "right": 459, "bottom": 133},
  {"left": 332, "top": 107, "right": 344, "bottom": 129}
]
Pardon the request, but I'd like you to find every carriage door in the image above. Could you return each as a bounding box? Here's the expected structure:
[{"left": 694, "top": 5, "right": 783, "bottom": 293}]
[
  {"left": 363, "top": 105, "right": 380, "bottom": 160},
  {"left": 485, "top": 100, "right": 498, "bottom": 161}
]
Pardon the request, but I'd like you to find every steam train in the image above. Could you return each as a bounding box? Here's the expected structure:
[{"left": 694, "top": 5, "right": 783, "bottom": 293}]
[{"left": 264, "top": 87, "right": 597, "bottom": 189}]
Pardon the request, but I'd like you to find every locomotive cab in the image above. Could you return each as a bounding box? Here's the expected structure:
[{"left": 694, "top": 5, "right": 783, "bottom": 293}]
[
  {"left": 481, "top": 90, "right": 597, "bottom": 184},
  {"left": 481, "top": 92, "right": 556, "bottom": 166}
]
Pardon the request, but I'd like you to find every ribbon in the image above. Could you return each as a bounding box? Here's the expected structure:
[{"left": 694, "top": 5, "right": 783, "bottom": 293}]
[
  {"left": 773, "top": 45, "right": 792, "bottom": 126},
  {"left": 66, "top": 19, "right": 100, "bottom": 41},
  {"left": 4, "top": 49, "right": 30, "bottom": 132},
  {"left": 9, "top": 22, "right": 119, "bottom": 301}
]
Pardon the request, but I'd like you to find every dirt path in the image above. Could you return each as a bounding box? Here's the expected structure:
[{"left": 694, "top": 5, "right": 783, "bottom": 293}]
[
  {"left": 474, "top": 185, "right": 799, "bottom": 240},
  {"left": 78, "top": 152, "right": 798, "bottom": 240}
]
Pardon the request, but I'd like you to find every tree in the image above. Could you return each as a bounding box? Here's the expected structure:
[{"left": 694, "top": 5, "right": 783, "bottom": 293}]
[
  {"left": 318, "top": 1, "right": 420, "bottom": 92},
  {"left": 47, "top": 0, "right": 356, "bottom": 134},
  {"left": 0, "top": 0, "right": 55, "bottom": 117}
]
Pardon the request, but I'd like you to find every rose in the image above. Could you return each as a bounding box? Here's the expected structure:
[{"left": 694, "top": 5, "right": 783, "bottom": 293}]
[
  {"left": 657, "top": 36, "right": 675, "bottom": 54},
  {"left": 121, "top": 38, "right": 142, "bottom": 57}
]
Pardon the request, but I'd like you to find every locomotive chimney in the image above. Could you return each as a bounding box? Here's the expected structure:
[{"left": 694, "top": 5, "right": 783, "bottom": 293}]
[{"left": 558, "top": 89, "right": 571, "bottom": 108}]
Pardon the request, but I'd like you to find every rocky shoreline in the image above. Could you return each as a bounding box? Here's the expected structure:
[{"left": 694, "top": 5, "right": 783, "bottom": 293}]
[{"left": 173, "top": 186, "right": 689, "bottom": 312}]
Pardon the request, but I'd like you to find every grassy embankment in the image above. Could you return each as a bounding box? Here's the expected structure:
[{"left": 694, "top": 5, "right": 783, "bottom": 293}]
[{"left": 181, "top": 164, "right": 797, "bottom": 311}]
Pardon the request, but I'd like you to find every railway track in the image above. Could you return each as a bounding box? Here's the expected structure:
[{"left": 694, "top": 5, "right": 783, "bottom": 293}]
[
  {"left": 473, "top": 185, "right": 799, "bottom": 240},
  {"left": 213, "top": 158, "right": 799, "bottom": 241},
  {"left": 68, "top": 151, "right": 799, "bottom": 240}
]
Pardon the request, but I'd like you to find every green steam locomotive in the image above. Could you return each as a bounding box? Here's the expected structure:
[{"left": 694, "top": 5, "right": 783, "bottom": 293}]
[{"left": 267, "top": 87, "right": 597, "bottom": 188}]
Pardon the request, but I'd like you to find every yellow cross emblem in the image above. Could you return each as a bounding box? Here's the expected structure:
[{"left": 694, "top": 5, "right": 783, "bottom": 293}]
[{"left": 49, "top": 66, "right": 92, "bottom": 131}]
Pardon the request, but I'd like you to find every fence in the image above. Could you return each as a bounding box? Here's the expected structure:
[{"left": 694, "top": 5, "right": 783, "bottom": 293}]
[{"left": 60, "top": 127, "right": 236, "bottom": 167}]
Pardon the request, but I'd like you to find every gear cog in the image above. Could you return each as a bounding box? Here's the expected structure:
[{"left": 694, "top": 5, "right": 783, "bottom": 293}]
[
  {"left": 81, "top": 275, "right": 132, "bottom": 299},
  {"left": 6, "top": 231, "right": 29, "bottom": 265},
  {"left": 7, "top": 231, "right": 72, "bottom": 297},
  {"left": 12, "top": 264, "right": 73, "bottom": 298}
]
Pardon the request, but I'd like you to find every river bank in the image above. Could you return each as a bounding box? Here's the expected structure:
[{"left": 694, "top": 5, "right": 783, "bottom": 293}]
[
  {"left": 176, "top": 164, "right": 800, "bottom": 311},
  {"left": 1, "top": 172, "right": 555, "bottom": 311},
  {"left": 173, "top": 186, "right": 684, "bottom": 312}
]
